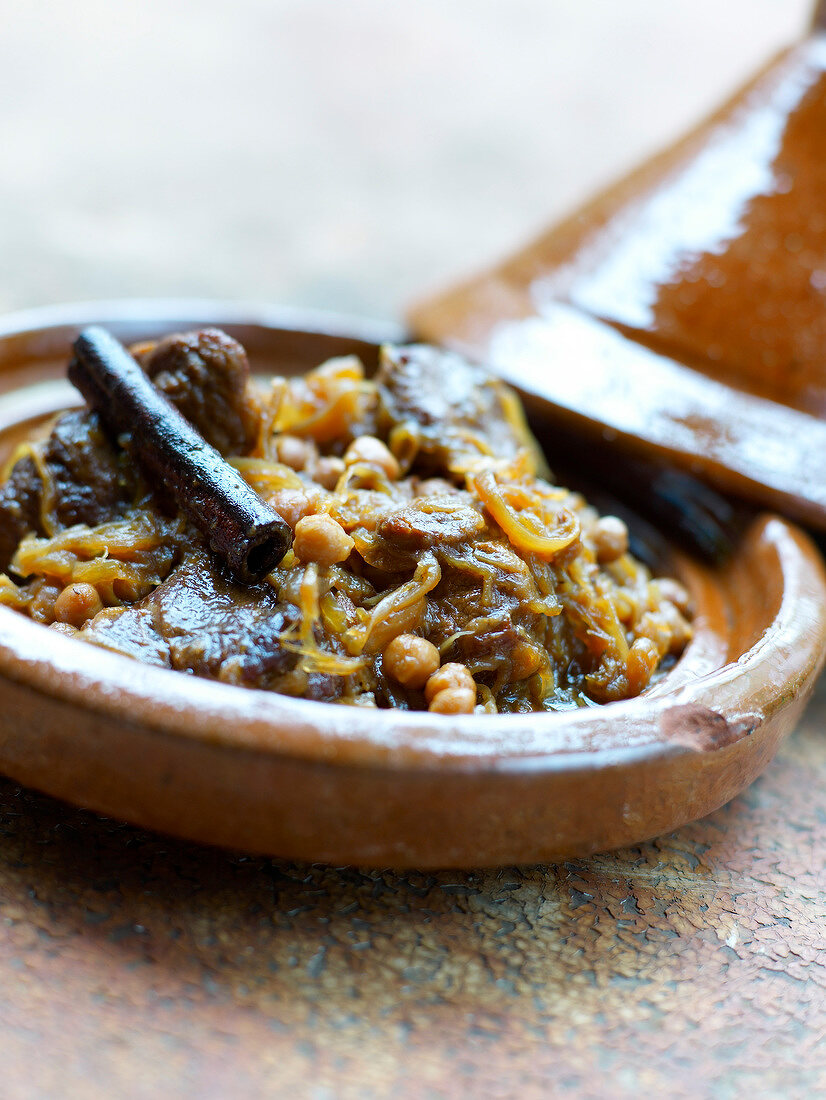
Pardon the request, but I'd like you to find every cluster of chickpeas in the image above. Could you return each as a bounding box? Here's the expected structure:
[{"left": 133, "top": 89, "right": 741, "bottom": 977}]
[
  {"left": 271, "top": 432, "right": 479, "bottom": 713},
  {"left": 382, "top": 634, "right": 477, "bottom": 715},
  {"left": 274, "top": 433, "right": 399, "bottom": 489},
  {"left": 279, "top": 453, "right": 475, "bottom": 712},
  {"left": 274, "top": 433, "right": 400, "bottom": 565}
]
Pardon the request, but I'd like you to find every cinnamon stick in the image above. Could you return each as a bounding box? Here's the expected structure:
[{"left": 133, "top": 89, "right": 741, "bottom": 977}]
[{"left": 69, "top": 326, "right": 292, "bottom": 584}]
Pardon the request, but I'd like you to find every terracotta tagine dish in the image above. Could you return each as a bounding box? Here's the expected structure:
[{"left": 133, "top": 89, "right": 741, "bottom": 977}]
[{"left": 0, "top": 302, "right": 823, "bottom": 869}]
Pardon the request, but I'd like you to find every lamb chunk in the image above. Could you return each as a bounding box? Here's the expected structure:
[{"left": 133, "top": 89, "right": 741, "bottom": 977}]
[
  {"left": 0, "top": 456, "right": 44, "bottom": 572},
  {"left": 135, "top": 328, "right": 259, "bottom": 455},
  {"left": 81, "top": 550, "right": 342, "bottom": 697},
  {"left": 82, "top": 551, "right": 293, "bottom": 682},
  {"left": 303, "top": 673, "right": 346, "bottom": 703},
  {"left": 0, "top": 411, "right": 133, "bottom": 573},
  {"left": 78, "top": 604, "right": 171, "bottom": 667},
  {"left": 45, "top": 410, "right": 134, "bottom": 529},
  {"left": 377, "top": 496, "right": 486, "bottom": 551},
  {"left": 152, "top": 555, "right": 296, "bottom": 683},
  {"left": 454, "top": 619, "right": 524, "bottom": 672},
  {"left": 376, "top": 344, "right": 548, "bottom": 479}
]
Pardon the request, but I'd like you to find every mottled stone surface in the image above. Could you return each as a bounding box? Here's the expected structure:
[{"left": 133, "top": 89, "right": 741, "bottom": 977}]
[{"left": 1, "top": 673, "right": 825, "bottom": 1098}]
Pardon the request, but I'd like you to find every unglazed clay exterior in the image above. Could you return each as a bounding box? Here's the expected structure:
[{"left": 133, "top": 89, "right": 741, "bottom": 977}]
[{"left": 0, "top": 302, "right": 823, "bottom": 868}]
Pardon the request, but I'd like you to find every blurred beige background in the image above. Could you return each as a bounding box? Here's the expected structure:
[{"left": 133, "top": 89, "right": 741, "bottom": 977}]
[{"left": 0, "top": 0, "right": 813, "bottom": 321}]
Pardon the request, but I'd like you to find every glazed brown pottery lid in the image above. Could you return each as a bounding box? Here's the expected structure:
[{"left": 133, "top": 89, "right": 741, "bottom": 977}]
[{"left": 410, "top": 29, "right": 826, "bottom": 530}]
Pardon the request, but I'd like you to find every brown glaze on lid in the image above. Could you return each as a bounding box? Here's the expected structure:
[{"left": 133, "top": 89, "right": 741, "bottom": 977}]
[{"left": 411, "top": 32, "right": 826, "bottom": 526}]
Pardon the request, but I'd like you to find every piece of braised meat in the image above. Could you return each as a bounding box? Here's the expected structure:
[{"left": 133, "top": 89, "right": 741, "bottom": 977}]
[
  {"left": 81, "top": 550, "right": 340, "bottom": 699},
  {"left": 376, "top": 344, "right": 548, "bottom": 479},
  {"left": 0, "top": 411, "right": 135, "bottom": 572},
  {"left": 134, "top": 327, "right": 259, "bottom": 456},
  {"left": 0, "top": 457, "right": 46, "bottom": 572}
]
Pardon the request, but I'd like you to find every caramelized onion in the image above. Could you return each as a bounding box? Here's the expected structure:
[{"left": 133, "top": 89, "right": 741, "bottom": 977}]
[{"left": 471, "top": 470, "right": 580, "bottom": 558}]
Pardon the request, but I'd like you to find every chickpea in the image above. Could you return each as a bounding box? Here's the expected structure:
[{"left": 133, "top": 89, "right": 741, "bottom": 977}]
[
  {"left": 383, "top": 634, "right": 440, "bottom": 689},
  {"left": 293, "top": 514, "right": 354, "bottom": 565},
  {"left": 424, "top": 662, "right": 475, "bottom": 704},
  {"left": 592, "top": 515, "right": 629, "bottom": 563},
  {"left": 658, "top": 600, "right": 693, "bottom": 655},
  {"left": 274, "top": 434, "right": 313, "bottom": 472},
  {"left": 314, "top": 455, "right": 346, "bottom": 491},
  {"left": 53, "top": 582, "right": 104, "bottom": 628},
  {"left": 344, "top": 436, "right": 400, "bottom": 481},
  {"left": 270, "top": 488, "right": 318, "bottom": 530},
  {"left": 428, "top": 687, "right": 476, "bottom": 715}
]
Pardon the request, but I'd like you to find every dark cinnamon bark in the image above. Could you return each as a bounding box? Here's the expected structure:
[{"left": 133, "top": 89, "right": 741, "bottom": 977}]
[{"left": 69, "top": 326, "right": 292, "bottom": 584}]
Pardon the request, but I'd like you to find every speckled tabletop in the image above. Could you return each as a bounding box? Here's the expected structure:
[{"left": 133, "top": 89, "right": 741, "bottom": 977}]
[
  {"left": 1, "top": 2, "right": 825, "bottom": 1097},
  {"left": 3, "top": 682, "right": 825, "bottom": 1098}
]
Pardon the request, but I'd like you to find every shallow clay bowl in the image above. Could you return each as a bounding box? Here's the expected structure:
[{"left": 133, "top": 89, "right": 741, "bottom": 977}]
[{"left": 0, "top": 301, "right": 824, "bottom": 869}]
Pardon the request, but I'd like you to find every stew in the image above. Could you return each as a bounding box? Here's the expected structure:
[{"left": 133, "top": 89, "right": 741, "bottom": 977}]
[{"left": 0, "top": 329, "right": 691, "bottom": 714}]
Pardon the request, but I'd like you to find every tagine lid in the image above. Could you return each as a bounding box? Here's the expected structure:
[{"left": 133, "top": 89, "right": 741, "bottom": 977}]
[{"left": 410, "top": 31, "right": 826, "bottom": 530}]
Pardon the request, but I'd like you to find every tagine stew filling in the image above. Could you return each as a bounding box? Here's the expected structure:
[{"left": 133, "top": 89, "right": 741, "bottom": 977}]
[{"left": 0, "top": 330, "right": 691, "bottom": 713}]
